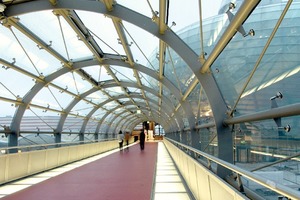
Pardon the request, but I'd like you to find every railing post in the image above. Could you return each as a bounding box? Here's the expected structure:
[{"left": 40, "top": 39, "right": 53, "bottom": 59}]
[
  {"left": 8, "top": 131, "right": 18, "bottom": 153},
  {"left": 236, "top": 174, "right": 245, "bottom": 193}
]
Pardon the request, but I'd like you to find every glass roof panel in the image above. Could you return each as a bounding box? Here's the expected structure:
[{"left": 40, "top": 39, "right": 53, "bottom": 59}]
[
  {"left": 119, "top": 112, "right": 129, "bottom": 118},
  {"left": 102, "top": 100, "right": 119, "bottom": 110},
  {"left": 139, "top": 72, "right": 159, "bottom": 91},
  {"left": 15, "top": 12, "right": 65, "bottom": 76},
  {"left": 21, "top": 10, "right": 93, "bottom": 61},
  {"left": 103, "top": 86, "right": 124, "bottom": 97},
  {"left": 165, "top": 48, "right": 194, "bottom": 94},
  {"left": 91, "top": 108, "right": 107, "bottom": 120},
  {"left": 121, "top": 21, "right": 158, "bottom": 70},
  {"left": 86, "top": 90, "right": 109, "bottom": 105},
  {"left": 127, "top": 87, "right": 142, "bottom": 94},
  {"left": 82, "top": 65, "right": 113, "bottom": 83},
  {"left": 31, "top": 85, "right": 72, "bottom": 111},
  {"left": 51, "top": 71, "right": 94, "bottom": 95},
  {"left": 114, "top": 107, "right": 125, "bottom": 115},
  {"left": 55, "top": 14, "right": 93, "bottom": 61},
  {"left": 0, "top": 68, "right": 34, "bottom": 100},
  {"left": 110, "top": 65, "right": 136, "bottom": 82},
  {"left": 145, "top": 92, "right": 158, "bottom": 103},
  {"left": 116, "top": 0, "right": 156, "bottom": 20},
  {"left": 0, "top": 26, "right": 44, "bottom": 76},
  {"left": 70, "top": 100, "right": 95, "bottom": 117},
  {"left": 76, "top": 10, "right": 126, "bottom": 55},
  {"left": 107, "top": 112, "right": 118, "bottom": 121},
  {"left": 132, "top": 98, "right": 146, "bottom": 104},
  {"left": 167, "top": 1, "right": 199, "bottom": 32}
]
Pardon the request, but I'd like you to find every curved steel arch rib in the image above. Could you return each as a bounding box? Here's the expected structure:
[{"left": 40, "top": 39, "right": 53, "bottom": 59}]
[
  {"left": 74, "top": 57, "right": 192, "bottom": 129},
  {"left": 61, "top": 82, "right": 179, "bottom": 135},
  {"left": 5, "top": 0, "right": 199, "bottom": 134},
  {"left": 107, "top": 94, "right": 174, "bottom": 133},
  {"left": 103, "top": 101, "right": 172, "bottom": 134}
]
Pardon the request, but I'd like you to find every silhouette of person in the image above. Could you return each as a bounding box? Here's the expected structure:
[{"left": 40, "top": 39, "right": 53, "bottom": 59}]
[
  {"left": 139, "top": 129, "right": 145, "bottom": 150},
  {"left": 118, "top": 130, "right": 124, "bottom": 150},
  {"left": 124, "top": 131, "right": 130, "bottom": 150}
]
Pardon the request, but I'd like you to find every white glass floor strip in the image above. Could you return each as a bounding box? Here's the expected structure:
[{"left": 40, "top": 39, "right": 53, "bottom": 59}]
[{"left": 153, "top": 142, "right": 193, "bottom": 200}]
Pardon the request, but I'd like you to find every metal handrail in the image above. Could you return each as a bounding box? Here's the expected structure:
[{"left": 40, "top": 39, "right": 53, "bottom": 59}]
[
  {"left": 0, "top": 138, "right": 116, "bottom": 154},
  {"left": 166, "top": 138, "right": 300, "bottom": 200}
]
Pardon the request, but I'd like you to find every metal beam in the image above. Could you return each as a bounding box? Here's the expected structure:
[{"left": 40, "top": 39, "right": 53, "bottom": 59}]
[
  {"left": 200, "top": 0, "right": 261, "bottom": 73},
  {"left": 49, "top": 0, "right": 57, "bottom": 6},
  {"left": 159, "top": 0, "right": 167, "bottom": 34},
  {"left": 224, "top": 103, "right": 300, "bottom": 125},
  {"left": 102, "top": 0, "right": 114, "bottom": 12}
]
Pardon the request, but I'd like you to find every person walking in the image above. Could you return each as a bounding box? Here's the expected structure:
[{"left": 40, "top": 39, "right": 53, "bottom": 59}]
[
  {"left": 139, "top": 129, "right": 145, "bottom": 150},
  {"left": 118, "top": 130, "right": 124, "bottom": 150},
  {"left": 124, "top": 131, "right": 130, "bottom": 150}
]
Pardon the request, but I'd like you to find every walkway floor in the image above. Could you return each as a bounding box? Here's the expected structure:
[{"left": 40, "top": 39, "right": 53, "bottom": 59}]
[
  {"left": 0, "top": 141, "right": 193, "bottom": 200},
  {"left": 1, "top": 143, "right": 157, "bottom": 200}
]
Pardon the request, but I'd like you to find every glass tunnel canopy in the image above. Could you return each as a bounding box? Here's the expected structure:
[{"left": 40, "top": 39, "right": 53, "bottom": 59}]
[{"left": 0, "top": 0, "right": 300, "bottom": 146}]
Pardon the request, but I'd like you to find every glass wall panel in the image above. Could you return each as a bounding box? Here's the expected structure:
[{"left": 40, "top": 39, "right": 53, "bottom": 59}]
[
  {"left": 62, "top": 116, "right": 84, "bottom": 132},
  {"left": 234, "top": 116, "right": 300, "bottom": 166},
  {"left": 198, "top": 127, "right": 218, "bottom": 157},
  {"left": 85, "top": 119, "right": 98, "bottom": 133},
  {"left": 211, "top": 3, "right": 289, "bottom": 111},
  {"left": 0, "top": 102, "right": 17, "bottom": 118},
  {"left": 187, "top": 83, "right": 200, "bottom": 119},
  {"left": 20, "top": 111, "right": 59, "bottom": 132},
  {"left": 162, "top": 85, "right": 179, "bottom": 107}
]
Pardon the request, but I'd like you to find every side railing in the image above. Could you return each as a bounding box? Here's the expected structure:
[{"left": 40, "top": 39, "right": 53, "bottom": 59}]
[
  {"left": 163, "top": 138, "right": 300, "bottom": 200},
  {"left": 0, "top": 139, "right": 119, "bottom": 185},
  {"left": 0, "top": 139, "right": 112, "bottom": 154}
]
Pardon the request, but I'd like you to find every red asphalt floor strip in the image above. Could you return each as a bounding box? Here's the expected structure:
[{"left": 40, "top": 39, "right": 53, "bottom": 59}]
[{"left": 3, "top": 142, "right": 158, "bottom": 200}]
